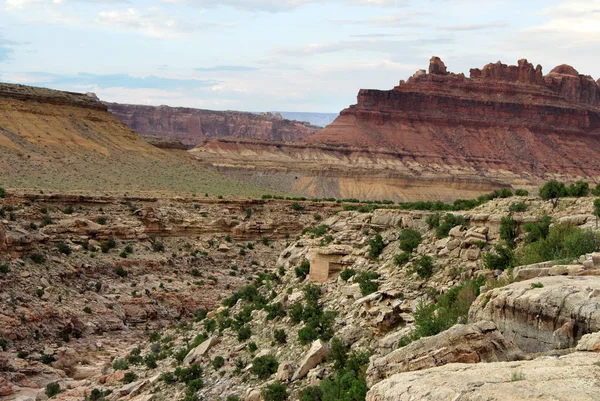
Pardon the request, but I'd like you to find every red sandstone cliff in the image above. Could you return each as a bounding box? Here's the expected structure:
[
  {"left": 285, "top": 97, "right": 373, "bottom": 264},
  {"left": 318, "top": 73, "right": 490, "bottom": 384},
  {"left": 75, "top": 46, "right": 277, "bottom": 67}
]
[
  {"left": 306, "top": 57, "right": 600, "bottom": 180},
  {"left": 106, "top": 103, "right": 321, "bottom": 148}
]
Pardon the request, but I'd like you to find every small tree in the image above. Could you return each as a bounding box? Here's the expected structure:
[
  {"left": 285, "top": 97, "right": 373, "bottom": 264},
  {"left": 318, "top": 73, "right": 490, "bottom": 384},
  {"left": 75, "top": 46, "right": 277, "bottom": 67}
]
[
  {"left": 539, "top": 180, "right": 566, "bottom": 208},
  {"left": 399, "top": 229, "right": 422, "bottom": 254},
  {"left": 594, "top": 198, "right": 600, "bottom": 229}
]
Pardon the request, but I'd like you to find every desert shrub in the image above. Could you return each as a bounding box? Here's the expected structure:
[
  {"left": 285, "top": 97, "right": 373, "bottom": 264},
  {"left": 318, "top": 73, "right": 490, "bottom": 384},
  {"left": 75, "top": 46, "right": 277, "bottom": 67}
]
[
  {"left": 45, "top": 382, "right": 61, "bottom": 398},
  {"left": 339, "top": 268, "right": 356, "bottom": 281},
  {"left": 0, "top": 187, "right": 5, "bottom": 198},
  {"left": 122, "top": 371, "right": 138, "bottom": 384},
  {"left": 115, "top": 266, "right": 128, "bottom": 278},
  {"left": 101, "top": 237, "right": 116, "bottom": 253},
  {"left": 295, "top": 260, "right": 311, "bottom": 280},
  {"left": 274, "top": 329, "right": 287, "bottom": 344},
  {"left": 40, "top": 353, "right": 55, "bottom": 364},
  {"left": 262, "top": 382, "right": 288, "bottom": 401},
  {"left": 435, "top": 214, "right": 465, "bottom": 238},
  {"left": 144, "top": 353, "right": 157, "bottom": 369},
  {"left": 289, "top": 302, "right": 304, "bottom": 324},
  {"left": 251, "top": 355, "right": 279, "bottom": 379},
  {"left": 412, "top": 276, "right": 485, "bottom": 340},
  {"left": 522, "top": 214, "right": 552, "bottom": 244},
  {"left": 237, "top": 325, "right": 252, "bottom": 342},
  {"left": 483, "top": 243, "right": 515, "bottom": 271},
  {"left": 112, "top": 358, "right": 129, "bottom": 371},
  {"left": 211, "top": 356, "right": 225, "bottom": 370},
  {"left": 227, "top": 396, "right": 241, "bottom": 401},
  {"left": 30, "top": 253, "right": 45, "bottom": 264},
  {"left": 595, "top": 198, "right": 600, "bottom": 217},
  {"left": 265, "top": 302, "right": 286, "bottom": 320},
  {"left": 566, "top": 181, "right": 590, "bottom": 197},
  {"left": 56, "top": 242, "right": 72, "bottom": 255},
  {"left": 204, "top": 319, "right": 217, "bottom": 333},
  {"left": 355, "top": 271, "right": 379, "bottom": 296},
  {"left": 152, "top": 240, "right": 165, "bottom": 252},
  {"left": 62, "top": 205, "right": 74, "bottom": 214},
  {"left": 368, "top": 234, "right": 385, "bottom": 259},
  {"left": 508, "top": 202, "right": 528, "bottom": 213},
  {"left": 531, "top": 282, "right": 544, "bottom": 289},
  {"left": 0, "top": 264, "right": 8, "bottom": 274},
  {"left": 539, "top": 180, "right": 567, "bottom": 206},
  {"left": 96, "top": 216, "right": 107, "bottom": 225},
  {"left": 412, "top": 255, "right": 434, "bottom": 278},
  {"left": 248, "top": 342, "right": 257, "bottom": 352},
  {"left": 499, "top": 216, "right": 517, "bottom": 245},
  {"left": 517, "top": 224, "right": 600, "bottom": 265},
  {"left": 328, "top": 337, "right": 348, "bottom": 371},
  {"left": 83, "top": 306, "right": 92, "bottom": 314},
  {"left": 399, "top": 229, "right": 422, "bottom": 253},
  {"left": 300, "top": 387, "right": 323, "bottom": 401},
  {"left": 296, "top": 287, "right": 336, "bottom": 344},
  {"left": 426, "top": 213, "right": 441, "bottom": 229},
  {"left": 393, "top": 252, "right": 410, "bottom": 266},
  {"left": 515, "top": 189, "right": 529, "bottom": 196}
]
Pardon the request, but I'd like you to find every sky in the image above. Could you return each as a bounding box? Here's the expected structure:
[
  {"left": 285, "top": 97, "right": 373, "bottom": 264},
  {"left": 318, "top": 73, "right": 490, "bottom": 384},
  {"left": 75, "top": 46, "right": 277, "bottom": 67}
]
[{"left": 0, "top": 0, "right": 599, "bottom": 112}]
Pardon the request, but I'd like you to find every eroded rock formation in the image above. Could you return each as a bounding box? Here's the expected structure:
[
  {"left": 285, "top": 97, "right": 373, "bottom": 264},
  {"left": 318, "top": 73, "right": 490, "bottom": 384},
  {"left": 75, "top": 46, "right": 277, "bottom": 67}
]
[
  {"left": 192, "top": 57, "right": 600, "bottom": 201},
  {"left": 106, "top": 103, "right": 321, "bottom": 148}
]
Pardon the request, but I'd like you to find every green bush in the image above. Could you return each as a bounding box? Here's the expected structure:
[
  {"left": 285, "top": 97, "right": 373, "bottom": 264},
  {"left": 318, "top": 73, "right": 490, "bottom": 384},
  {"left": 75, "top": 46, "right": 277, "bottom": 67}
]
[
  {"left": 251, "top": 355, "right": 279, "bottom": 379},
  {"left": 499, "top": 216, "right": 517, "bottom": 245},
  {"left": 211, "top": 356, "right": 225, "bottom": 370},
  {"left": 248, "top": 342, "right": 257, "bottom": 352},
  {"left": 262, "top": 382, "right": 288, "bottom": 401},
  {"left": 412, "top": 255, "right": 434, "bottom": 278},
  {"left": 517, "top": 224, "right": 600, "bottom": 265},
  {"left": 339, "top": 268, "right": 356, "bottom": 281},
  {"left": 595, "top": 198, "right": 600, "bottom": 218},
  {"left": 508, "top": 202, "right": 528, "bottom": 213},
  {"left": 483, "top": 243, "right": 515, "bottom": 271},
  {"left": 539, "top": 180, "right": 567, "bottom": 206},
  {"left": 0, "top": 264, "right": 9, "bottom": 274},
  {"left": 368, "top": 234, "right": 385, "bottom": 259},
  {"left": 592, "top": 184, "right": 600, "bottom": 196},
  {"left": 289, "top": 302, "right": 304, "bottom": 324},
  {"left": 435, "top": 214, "right": 465, "bottom": 238},
  {"left": 122, "top": 371, "right": 138, "bottom": 384},
  {"left": 45, "top": 382, "right": 61, "bottom": 398},
  {"left": 56, "top": 242, "right": 72, "bottom": 255},
  {"left": 522, "top": 215, "right": 552, "bottom": 244},
  {"left": 355, "top": 271, "right": 379, "bottom": 296},
  {"left": 399, "top": 229, "right": 422, "bottom": 253},
  {"left": 426, "top": 213, "right": 441, "bottom": 229},
  {"left": 566, "top": 181, "right": 590, "bottom": 197},
  {"left": 152, "top": 240, "right": 165, "bottom": 252},
  {"left": 295, "top": 260, "right": 311, "bottom": 280},
  {"left": 115, "top": 266, "right": 128, "bottom": 278},
  {"left": 30, "top": 253, "right": 45, "bottom": 264},
  {"left": 515, "top": 189, "right": 529, "bottom": 196},
  {"left": 227, "top": 396, "right": 241, "bottom": 401},
  {"left": 274, "top": 329, "right": 287, "bottom": 344},
  {"left": 0, "top": 187, "right": 5, "bottom": 198},
  {"left": 265, "top": 302, "right": 286, "bottom": 320},
  {"left": 62, "top": 205, "right": 74, "bottom": 214},
  {"left": 83, "top": 306, "right": 92, "bottom": 314},
  {"left": 328, "top": 337, "right": 348, "bottom": 371},
  {"left": 204, "top": 319, "right": 217, "bottom": 333},
  {"left": 393, "top": 252, "right": 410, "bottom": 266},
  {"left": 531, "top": 282, "right": 544, "bottom": 289},
  {"left": 112, "top": 358, "right": 129, "bottom": 371},
  {"left": 237, "top": 325, "right": 252, "bottom": 342}
]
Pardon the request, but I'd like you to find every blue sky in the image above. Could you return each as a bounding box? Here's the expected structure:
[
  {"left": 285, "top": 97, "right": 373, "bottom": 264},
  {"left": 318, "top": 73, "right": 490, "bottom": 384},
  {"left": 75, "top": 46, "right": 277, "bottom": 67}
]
[{"left": 1, "top": 0, "right": 599, "bottom": 112}]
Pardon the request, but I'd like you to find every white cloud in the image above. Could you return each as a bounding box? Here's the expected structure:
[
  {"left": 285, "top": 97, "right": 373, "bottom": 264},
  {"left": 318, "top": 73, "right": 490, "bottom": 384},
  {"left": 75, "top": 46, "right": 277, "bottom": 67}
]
[
  {"left": 95, "top": 8, "right": 201, "bottom": 38},
  {"left": 164, "top": 0, "right": 407, "bottom": 12}
]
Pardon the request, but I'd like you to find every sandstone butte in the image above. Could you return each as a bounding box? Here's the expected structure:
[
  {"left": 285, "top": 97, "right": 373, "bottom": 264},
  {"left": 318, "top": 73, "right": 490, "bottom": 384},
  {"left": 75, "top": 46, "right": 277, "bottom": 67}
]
[
  {"left": 106, "top": 102, "right": 321, "bottom": 149},
  {"left": 191, "top": 57, "right": 600, "bottom": 202}
]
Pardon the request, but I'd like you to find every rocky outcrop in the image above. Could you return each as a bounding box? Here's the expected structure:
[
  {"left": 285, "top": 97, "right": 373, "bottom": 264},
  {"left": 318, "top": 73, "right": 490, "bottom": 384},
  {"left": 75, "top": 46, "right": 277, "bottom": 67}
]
[
  {"left": 106, "top": 103, "right": 320, "bottom": 148},
  {"left": 139, "top": 135, "right": 187, "bottom": 150},
  {"left": 469, "top": 276, "right": 600, "bottom": 353},
  {"left": 366, "top": 352, "right": 600, "bottom": 401},
  {"left": 365, "top": 321, "right": 523, "bottom": 387},
  {"left": 302, "top": 57, "right": 600, "bottom": 186},
  {"left": 0, "top": 83, "right": 106, "bottom": 111},
  {"left": 292, "top": 339, "right": 329, "bottom": 381}
]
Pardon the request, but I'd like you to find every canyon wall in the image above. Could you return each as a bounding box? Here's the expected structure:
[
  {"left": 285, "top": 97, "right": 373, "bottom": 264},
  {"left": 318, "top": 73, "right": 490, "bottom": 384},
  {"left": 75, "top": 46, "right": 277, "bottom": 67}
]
[
  {"left": 106, "top": 103, "right": 321, "bottom": 148},
  {"left": 192, "top": 58, "right": 600, "bottom": 201}
]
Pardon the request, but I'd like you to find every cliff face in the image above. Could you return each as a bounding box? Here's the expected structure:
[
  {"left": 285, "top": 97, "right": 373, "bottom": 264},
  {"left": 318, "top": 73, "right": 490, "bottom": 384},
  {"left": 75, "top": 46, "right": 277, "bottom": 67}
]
[
  {"left": 191, "top": 58, "right": 600, "bottom": 201},
  {"left": 106, "top": 103, "right": 321, "bottom": 148},
  {"left": 306, "top": 57, "right": 600, "bottom": 181}
]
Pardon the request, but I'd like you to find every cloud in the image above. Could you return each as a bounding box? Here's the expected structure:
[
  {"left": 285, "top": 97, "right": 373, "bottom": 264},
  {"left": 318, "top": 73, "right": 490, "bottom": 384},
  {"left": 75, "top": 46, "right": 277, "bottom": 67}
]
[
  {"left": 4, "top": 71, "right": 219, "bottom": 90},
  {"left": 274, "top": 38, "right": 453, "bottom": 56},
  {"left": 195, "top": 65, "right": 258, "bottom": 72},
  {"left": 441, "top": 21, "right": 508, "bottom": 31},
  {"left": 330, "top": 11, "right": 429, "bottom": 28},
  {"left": 95, "top": 7, "right": 230, "bottom": 38},
  {"left": 163, "top": 0, "right": 408, "bottom": 12}
]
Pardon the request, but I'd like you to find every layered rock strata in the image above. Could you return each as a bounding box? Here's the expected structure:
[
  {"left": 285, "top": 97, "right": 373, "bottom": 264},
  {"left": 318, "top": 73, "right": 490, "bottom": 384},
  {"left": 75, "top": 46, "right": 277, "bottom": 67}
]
[{"left": 106, "top": 103, "right": 320, "bottom": 148}]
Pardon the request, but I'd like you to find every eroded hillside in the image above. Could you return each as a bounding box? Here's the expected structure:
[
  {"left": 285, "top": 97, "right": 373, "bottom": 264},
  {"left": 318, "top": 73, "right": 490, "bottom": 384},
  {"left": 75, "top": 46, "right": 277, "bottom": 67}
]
[{"left": 0, "top": 83, "right": 269, "bottom": 197}]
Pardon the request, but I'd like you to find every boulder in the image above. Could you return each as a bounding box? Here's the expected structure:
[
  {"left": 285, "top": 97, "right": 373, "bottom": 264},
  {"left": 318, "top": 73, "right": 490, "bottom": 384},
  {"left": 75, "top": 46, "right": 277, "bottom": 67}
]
[
  {"left": 276, "top": 362, "right": 295, "bottom": 382},
  {"left": 292, "top": 339, "right": 329, "bottom": 381},
  {"left": 183, "top": 336, "right": 220, "bottom": 366},
  {"left": 576, "top": 331, "right": 600, "bottom": 352},
  {"left": 469, "top": 276, "right": 600, "bottom": 353},
  {"left": 366, "top": 352, "right": 600, "bottom": 401},
  {"left": 365, "top": 321, "right": 523, "bottom": 387}
]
